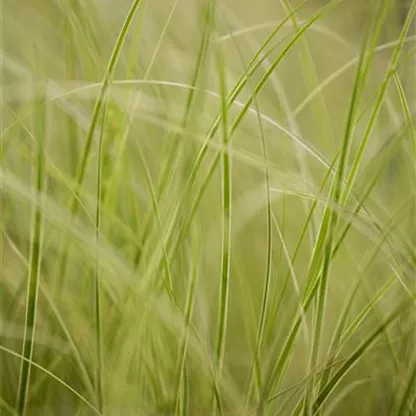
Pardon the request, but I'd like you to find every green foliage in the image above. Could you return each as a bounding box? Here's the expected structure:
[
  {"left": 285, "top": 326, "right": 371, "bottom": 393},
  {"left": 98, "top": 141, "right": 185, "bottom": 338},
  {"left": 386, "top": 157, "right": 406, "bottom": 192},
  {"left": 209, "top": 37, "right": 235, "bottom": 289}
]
[{"left": 1, "top": 0, "right": 415, "bottom": 415}]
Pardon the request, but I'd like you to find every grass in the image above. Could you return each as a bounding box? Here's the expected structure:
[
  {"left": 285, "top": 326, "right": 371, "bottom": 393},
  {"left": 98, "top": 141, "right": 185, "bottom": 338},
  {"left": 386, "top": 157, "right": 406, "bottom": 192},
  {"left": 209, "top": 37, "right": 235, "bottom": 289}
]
[{"left": 1, "top": 0, "right": 415, "bottom": 415}]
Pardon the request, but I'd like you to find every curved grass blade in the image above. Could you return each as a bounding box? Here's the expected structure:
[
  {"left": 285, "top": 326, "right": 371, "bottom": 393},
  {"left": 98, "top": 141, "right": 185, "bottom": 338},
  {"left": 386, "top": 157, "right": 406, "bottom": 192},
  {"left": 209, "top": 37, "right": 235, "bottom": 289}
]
[
  {"left": 139, "top": 0, "right": 341, "bottom": 305},
  {"left": 260, "top": 155, "right": 361, "bottom": 409},
  {"left": 392, "top": 70, "right": 416, "bottom": 282},
  {"left": 0, "top": 397, "right": 17, "bottom": 416},
  {"left": 313, "top": 298, "right": 414, "bottom": 413},
  {"left": 265, "top": 151, "right": 339, "bottom": 344},
  {"left": 302, "top": 2, "right": 389, "bottom": 411},
  {"left": 223, "top": 8, "right": 320, "bottom": 253},
  {"left": 93, "top": 98, "right": 109, "bottom": 413},
  {"left": 56, "top": 0, "right": 145, "bottom": 290},
  {"left": 393, "top": 359, "right": 416, "bottom": 416},
  {"left": 294, "top": 35, "right": 416, "bottom": 117},
  {"left": 341, "top": 0, "right": 416, "bottom": 205},
  {"left": 223, "top": 13, "right": 275, "bottom": 409},
  {"left": 136, "top": 140, "right": 175, "bottom": 297},
  {"left": 171, "top": 0, "right": 311, "bottom": 211},
  {"left": 173, "top": 225, "right": 200, "bottom": 416},
  {"left": 227, "top": 0, "right": 341, "bottom": 142},
  {"left": 320, "top": 379, "right": 370, "bottom": 416},
  {"left": 315, "top": 126, "right": 412, "bottom": 400},
  {"left": 104, "top": 0, "right": 180, "bottom": 271},
  {"left": 132, "top": 0, "right": 218, "bottom": 272},
  {"left": 3, "top": 230, "right": 95, "bottom": 399},
  {"left": 280, "top": 0, "right": 333, "bottom": 207},
  {"left": 2, "top": 345, "right": 102, "bottom": 416}
]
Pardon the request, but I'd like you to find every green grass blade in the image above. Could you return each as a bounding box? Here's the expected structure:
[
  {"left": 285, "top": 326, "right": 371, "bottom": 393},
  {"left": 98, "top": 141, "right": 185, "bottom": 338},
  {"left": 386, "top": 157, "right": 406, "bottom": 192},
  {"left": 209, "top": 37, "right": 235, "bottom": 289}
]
[
  {"left": 341, "top": 0, "right": 416, "bottom": 205},
  {"left": 302, "top": 2, "right": 388, "bottom": 411},
  {"left": 136, "top": 136, "right": 174, "bottom": 297},
  {"left": 213, "top": 38, "right": 232, "bottom": 416},
  {"left": 15, "top": 95, "right": 46, "bottom": 415},
  {"left": 93, "top": 99, "right": 108, "bottom": 413},
  {"left": 0, "top": 397, "right": 17, "bottom": 416},
  {"left": 56, "top": 0, "right": 145, "bottom": 289},
  {"left": 132, "top": 0, "right": 216, "bottom": 272},
  {"left": 224, "top": 13, "right": 275, "bottom": 408},
  {"left": 393, "top": 359, "right": 416, "bottom": 416},
  {"left": 174, "top": 226, "right": 200, "bottom": 416},
  {"left": 179, "top": 0, "right": 310, "bottom": 201},
  {"left": 3, "top": 230, "right": 95, "bottom": 399},
  {"left": 313, "top": 299, "right": 414, "bottom": 413},
  {"left": 2, "top": 345, "right": 102, "bottom": 415},
  {"left": 228, "top": 1, "right": 341, "bottom": 140},
  {"left": 140, "top": 0, "right": 340, "bottom": 309}
]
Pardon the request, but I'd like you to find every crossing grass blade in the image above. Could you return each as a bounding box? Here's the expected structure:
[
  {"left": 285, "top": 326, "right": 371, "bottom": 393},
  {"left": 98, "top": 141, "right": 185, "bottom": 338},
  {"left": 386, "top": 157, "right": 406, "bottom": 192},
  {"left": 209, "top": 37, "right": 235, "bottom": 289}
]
[
  {"left": 315, "top": 126, "right": 414, "bottom": 398},
  {"left": 302, "top": 2, "right": 390, "bottom": 412},
  {"left": 132, "top": 0, "right": 217, "bottom": 273},
  {"left": 393, "top": 358, "right": 416, "bottom": 416},
  {"left": 3, "top": 345, "right": 102, "bottom": 415},
  {"left": 55, "top": 0, "right": 145, "bottom": 290},
  {"left": 313, "top": 298, "right": 414, "bottom": 413},
  {"left": 173, "top": 226, "right": 200, "bottom": 416},
  {"left": 2, "top": 1, "right": 415, "bottom": 414},
  {"left": 0, "top": 397, "right": 17, "bottom": 416},
  {"left": 138, "top": 0, "right": 342, "bottom": 309},
  {"left": 223, "top": 12, "right": 275, "bottom": 408},
  {"left": 341, "top": 0, "right": 416, "bottom": 205}
]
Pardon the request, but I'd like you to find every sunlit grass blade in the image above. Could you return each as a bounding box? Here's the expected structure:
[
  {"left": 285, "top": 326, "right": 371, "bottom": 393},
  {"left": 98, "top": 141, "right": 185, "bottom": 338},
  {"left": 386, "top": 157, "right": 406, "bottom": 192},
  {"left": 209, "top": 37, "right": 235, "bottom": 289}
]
[
  {"left": 2, "top": 345, "right": 102, "bottom": 415},
  {"left": 223, "top": 13, "right": 275, "bottom": 409},
  {"left": 3, "top": 1, "right": 415, "bottom": 414},
  {"left": 313, "top": 298, "right": 414, "bottom": 413},
  {"left": 174, "top": 226, "right": 200, "bottom": 416},
  {"left": 294, "top": 35, "right": 416, "bottom": 118},
  {"left": 15, "top": 94, "right": 47, "bottom": 415},
  {"left": 136, "top": 136, "right": 174, "bottom": 297},
  {"left": 228, "top": 0, "right": 341, "bottom": 142},
  {"left": 132, "top": 0, "right": 216, "bottom": 272},
  {"left": 316, "top": 141, "right": 407, "bottom": 397},
  {"left": 140, "top": 0, "right": 341, "bottom": 309},
  {"left": 392, "top": 358, "right": 416, "bottom": 416},
  {"left": 177, "top": 0, "right": 311, "bottom": 199},
  {"left": 341, "top": 0, "right": 416, "bottom": 205},
  {"left": 278, "top": 0, "right": 331, "bottom": 245},
  {"left": 302, "top": 2, "right": 389, "bottom": 411},
  {"left": 212, "top": 37, "right": 232, "bottom": 416},
  {"left": 93, "top": 98, "right": 109, "bottom": 413},
  {"left": 65, "top": 14, "right": 79, "bottom": 179},
  {"left": 320, "top": 379, "right": 370, "bottom": 416},
  {"left": 266, "top": 151, "right": 338, "bottom": 338},
  {"left": 56, "top": 0, "right": 145, "bottom": 290},
  {"left": 392, "top": 70, "right": 416, "bottom": 278},
  {"left": 280, "top": 0, "right": 333, "bottom": 144},
  {"left": 314, "top": 276, "right": 394, "bottom": 412},
  {"left": 241, "top": 151, "right": 338, "bottom": 412},
  {"left": 3, "top": 230, "right": 95, "bottom": 399},
  {"left": 103, "top": 0, "right": 179, "bottom": 268},
  {"left": 0, "top": 396, "right": 17, "bottom": 416}
]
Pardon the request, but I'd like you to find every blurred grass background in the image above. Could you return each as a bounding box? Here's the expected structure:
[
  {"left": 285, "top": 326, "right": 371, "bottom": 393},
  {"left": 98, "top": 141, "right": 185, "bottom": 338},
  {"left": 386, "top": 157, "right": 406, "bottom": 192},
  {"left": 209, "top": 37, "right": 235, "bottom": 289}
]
[{"left": 1, "top": 0, "right": 415, "bottom": 415}]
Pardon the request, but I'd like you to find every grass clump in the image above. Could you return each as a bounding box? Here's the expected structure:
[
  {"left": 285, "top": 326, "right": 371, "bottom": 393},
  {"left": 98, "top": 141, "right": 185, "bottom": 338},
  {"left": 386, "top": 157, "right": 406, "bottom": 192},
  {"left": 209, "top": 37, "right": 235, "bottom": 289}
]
[{"left": 1, "top": 0, "right": 415, "bottom": 415}]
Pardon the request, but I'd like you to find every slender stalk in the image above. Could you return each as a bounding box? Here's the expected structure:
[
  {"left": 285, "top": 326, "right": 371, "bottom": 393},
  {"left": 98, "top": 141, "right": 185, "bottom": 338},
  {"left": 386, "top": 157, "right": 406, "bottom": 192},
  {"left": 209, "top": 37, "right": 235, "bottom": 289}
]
[
  {"left": 15, "top": 94, "right": 46, "bottom": 414},
  {"left": 94, "top": 100, "right": 108, "bottom": 414},
  {"left": 213, "top": 37, "right": 232, "bottom": 416},
  {"left": 56, "top": 0, "right": 145, "bottom": 290}
]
